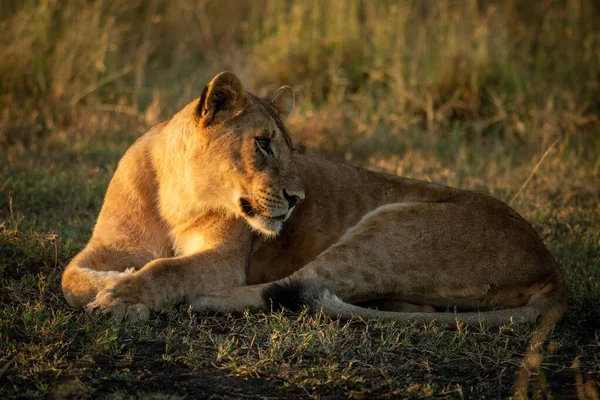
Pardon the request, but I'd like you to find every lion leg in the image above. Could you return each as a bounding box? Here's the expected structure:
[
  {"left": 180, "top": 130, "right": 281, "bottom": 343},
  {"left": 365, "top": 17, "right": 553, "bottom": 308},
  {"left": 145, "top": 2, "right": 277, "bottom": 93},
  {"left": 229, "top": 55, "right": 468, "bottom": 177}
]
[
  {"left": 64, "top": 245, "right": 251, "bottom": 323},
  {"left": 61, "top": 246, "right": 150, "bottom": 309},
  {"left": 194, "top": 202, "right": 567, "bottom": 328},
  {"left": 82, "top": 248, "right": 250, "bottom": 322}
]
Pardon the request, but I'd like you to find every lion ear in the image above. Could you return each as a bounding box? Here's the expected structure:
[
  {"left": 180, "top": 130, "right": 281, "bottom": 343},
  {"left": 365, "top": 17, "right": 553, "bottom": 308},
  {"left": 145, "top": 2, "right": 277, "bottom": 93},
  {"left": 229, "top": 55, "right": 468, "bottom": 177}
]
[
  {"left": 266, "top": 86, "right": 295, "bottom": 122},
  {"left": 198, "top": 72, "right": 247, "bottom": 126}
]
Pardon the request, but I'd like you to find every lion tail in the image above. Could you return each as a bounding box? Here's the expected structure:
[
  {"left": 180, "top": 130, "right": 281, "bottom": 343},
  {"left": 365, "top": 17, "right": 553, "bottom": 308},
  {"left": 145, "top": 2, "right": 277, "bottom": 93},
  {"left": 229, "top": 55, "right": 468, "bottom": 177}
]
[{"left": 261, "top": 279, "right": 543, "bottom": 329}]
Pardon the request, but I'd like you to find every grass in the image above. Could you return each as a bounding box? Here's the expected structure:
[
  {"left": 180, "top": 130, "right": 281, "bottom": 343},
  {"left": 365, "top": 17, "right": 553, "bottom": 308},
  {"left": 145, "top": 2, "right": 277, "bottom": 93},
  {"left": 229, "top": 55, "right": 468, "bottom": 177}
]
[{"left": 1, "top": 0, "right": 600, "bottom": 398}]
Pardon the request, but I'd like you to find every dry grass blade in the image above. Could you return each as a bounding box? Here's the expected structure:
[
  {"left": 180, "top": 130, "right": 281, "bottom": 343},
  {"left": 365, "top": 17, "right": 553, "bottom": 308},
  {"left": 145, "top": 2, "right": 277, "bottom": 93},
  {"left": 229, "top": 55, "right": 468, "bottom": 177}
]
[{"left": 508, "top": 137, "right": 561, "bottom": 207}]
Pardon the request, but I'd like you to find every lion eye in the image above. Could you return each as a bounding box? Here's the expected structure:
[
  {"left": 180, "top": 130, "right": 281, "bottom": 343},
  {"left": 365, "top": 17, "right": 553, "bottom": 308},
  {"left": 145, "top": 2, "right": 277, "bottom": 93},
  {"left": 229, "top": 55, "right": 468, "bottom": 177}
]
[
  {"left": 255, "top": 137, "right": 272, "bottom": 157},
  {"left": 256, "top": 137, "right": 270, "bottom": 149}
]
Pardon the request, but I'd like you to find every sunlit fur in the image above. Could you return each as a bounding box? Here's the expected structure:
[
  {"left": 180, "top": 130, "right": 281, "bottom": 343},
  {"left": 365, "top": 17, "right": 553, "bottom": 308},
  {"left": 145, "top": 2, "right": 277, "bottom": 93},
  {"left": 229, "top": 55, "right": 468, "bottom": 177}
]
[{"left": 61, "top": 72, "right": 304, "bottom": 315}]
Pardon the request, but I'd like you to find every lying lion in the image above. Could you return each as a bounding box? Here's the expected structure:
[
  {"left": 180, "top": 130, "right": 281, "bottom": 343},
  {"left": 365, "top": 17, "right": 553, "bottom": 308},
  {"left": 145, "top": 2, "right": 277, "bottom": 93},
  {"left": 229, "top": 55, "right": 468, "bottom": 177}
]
[{"left": 61, "top": 72, "right": 567, "bottom": 327}]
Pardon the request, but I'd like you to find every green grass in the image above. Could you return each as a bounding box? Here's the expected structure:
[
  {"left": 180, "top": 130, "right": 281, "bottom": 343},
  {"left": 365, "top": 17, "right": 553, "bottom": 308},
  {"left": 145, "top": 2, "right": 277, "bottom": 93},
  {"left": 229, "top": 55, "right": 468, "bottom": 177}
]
[
  {"left": 2, "top": 124, "right": 599, "bottom": 398},
  {"left": 2, "top": 0, "right": 600, "bottom": 398}
]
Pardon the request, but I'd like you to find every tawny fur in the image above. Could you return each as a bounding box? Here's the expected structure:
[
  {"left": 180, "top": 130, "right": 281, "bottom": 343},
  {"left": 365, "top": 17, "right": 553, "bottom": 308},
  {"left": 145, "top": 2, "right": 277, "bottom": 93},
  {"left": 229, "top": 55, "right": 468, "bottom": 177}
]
[{"left": 62, "top": 72, "right": 567, "bottom": 327}]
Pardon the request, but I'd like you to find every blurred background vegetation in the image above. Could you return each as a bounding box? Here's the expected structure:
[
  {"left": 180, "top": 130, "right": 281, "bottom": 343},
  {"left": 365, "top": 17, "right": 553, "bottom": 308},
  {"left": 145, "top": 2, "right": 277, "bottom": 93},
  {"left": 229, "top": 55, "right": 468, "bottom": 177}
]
[{"left": 1, "top": 0, "right": 598, "bottom": 159}]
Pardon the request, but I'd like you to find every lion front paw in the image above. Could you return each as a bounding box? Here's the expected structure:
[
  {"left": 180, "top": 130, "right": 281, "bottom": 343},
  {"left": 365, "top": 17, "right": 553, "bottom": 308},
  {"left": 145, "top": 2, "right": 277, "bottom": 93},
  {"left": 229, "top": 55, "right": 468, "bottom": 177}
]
[{"left": 85, "top": 280, "right": 150, "bottom": 323}]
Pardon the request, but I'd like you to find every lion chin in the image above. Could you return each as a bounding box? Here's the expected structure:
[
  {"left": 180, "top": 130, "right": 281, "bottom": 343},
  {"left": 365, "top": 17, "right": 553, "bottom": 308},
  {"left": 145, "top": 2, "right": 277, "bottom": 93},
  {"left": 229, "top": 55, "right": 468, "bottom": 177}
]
[{"left": 245, "top": 215, "right": 284, "bottom": 237}]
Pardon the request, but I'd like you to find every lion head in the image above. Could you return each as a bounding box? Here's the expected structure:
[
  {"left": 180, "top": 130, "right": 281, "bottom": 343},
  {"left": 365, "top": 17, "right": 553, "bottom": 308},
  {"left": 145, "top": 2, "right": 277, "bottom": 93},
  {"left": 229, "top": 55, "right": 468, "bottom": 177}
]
[{"left": 173, "top": 72, "right": 305, "bottom": 236}]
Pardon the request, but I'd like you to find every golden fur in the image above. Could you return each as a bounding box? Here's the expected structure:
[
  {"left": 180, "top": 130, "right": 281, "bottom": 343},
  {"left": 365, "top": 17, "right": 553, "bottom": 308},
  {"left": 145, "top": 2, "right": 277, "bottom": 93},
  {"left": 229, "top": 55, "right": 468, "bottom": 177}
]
[{"left": 62, "top": 72, "right": 567, "bottom": 327}]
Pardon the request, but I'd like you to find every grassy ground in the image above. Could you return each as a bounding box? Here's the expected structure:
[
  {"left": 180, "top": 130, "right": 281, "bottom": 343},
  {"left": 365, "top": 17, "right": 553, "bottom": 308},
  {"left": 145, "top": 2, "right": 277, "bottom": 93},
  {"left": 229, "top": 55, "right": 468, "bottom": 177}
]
[{"left": 2, "top": 1, "right": 600, "bottom": 398}]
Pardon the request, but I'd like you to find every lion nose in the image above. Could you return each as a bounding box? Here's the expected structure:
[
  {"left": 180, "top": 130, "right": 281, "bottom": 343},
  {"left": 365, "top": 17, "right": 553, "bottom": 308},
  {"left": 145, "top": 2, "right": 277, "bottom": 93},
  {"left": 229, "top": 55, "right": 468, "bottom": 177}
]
[{"left": 283, "top": 189, "right": 303, "bottom": 208}]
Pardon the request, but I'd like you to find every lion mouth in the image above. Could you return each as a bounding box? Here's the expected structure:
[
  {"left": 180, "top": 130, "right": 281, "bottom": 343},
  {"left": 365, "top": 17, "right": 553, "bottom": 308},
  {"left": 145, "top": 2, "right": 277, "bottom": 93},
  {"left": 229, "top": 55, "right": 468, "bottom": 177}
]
[
  {"left": 240, "top": 198, "right": 256, "bottom": 217},
  {"left": 239, "top": 198, "right": 295, "bottom": 222}
]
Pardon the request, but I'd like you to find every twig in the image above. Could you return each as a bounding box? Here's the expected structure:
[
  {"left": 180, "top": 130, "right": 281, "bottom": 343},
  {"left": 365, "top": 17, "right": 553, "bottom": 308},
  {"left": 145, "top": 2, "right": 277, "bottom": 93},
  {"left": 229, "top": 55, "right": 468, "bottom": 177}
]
[
  {"left": 70, "top": 65, "right": 133, "bottom": 106},
  {"left": 508, "top": 137, "right": 561, "bottom": 206},
  {"left": 93, "top": 104, "right": 138, "bottom": 116}
]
